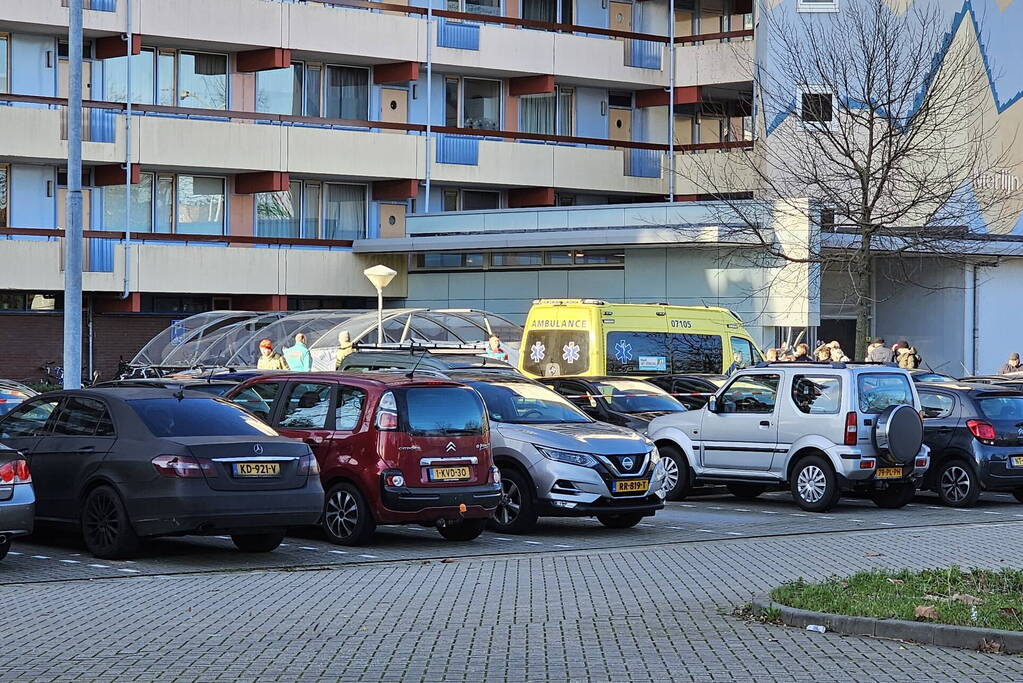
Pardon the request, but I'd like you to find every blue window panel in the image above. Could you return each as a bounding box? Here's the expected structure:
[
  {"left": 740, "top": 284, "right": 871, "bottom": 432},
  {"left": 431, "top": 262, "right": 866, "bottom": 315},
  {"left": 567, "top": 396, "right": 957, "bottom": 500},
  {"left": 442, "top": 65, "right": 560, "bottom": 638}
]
[
  {"left": 437, "top": 19, "right": 480, "bottom": 50},
  {"left": 436, "top": 134, "right": 479, "bottom": 165},
  {"left": 626, "top": 149, "right": 662, "bottom": 178},
  {"left": 87, "top": 238, "right": 115, "bottom": 272},
  {"left": 89, "top": 109, "right": 117, "bottom": 143},
  {"left": 91, "top": 0, "right": 117, "bottom": 11},
  {"left": 627, "top": 40, "right": 662, "bottom": 70}
]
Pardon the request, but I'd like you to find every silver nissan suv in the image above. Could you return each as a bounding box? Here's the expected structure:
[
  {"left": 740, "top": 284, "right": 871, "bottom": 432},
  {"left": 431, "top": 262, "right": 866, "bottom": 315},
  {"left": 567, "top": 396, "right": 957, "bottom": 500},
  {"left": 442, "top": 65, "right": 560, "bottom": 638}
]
[
  {"left": 647, "top": 362, "right": 930, "bottom": 512},
  {"left": 458, "top": 374, "right": 667, "bottom": 532}
]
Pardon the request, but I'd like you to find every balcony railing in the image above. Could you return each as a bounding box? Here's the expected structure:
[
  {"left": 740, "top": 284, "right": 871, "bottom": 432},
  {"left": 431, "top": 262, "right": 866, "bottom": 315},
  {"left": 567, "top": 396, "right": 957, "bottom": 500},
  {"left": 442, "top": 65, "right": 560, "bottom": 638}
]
[{"left": 437, "top": 19, "right": 481, "bottom": 50}]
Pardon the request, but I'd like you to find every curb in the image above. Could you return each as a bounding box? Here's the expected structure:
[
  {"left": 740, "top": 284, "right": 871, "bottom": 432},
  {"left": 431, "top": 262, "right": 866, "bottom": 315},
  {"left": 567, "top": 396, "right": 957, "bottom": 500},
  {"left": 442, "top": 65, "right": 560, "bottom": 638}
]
[{"left": 751, "top": 596, "right": 1023, "bottom": 654}]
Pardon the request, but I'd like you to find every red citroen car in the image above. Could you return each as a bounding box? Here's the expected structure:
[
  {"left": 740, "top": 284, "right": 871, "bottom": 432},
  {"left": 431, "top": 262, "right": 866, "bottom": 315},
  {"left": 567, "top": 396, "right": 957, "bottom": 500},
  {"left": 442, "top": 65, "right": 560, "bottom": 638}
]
[{"left": 227, "top": 373, "right": 500, "bottom": 545}]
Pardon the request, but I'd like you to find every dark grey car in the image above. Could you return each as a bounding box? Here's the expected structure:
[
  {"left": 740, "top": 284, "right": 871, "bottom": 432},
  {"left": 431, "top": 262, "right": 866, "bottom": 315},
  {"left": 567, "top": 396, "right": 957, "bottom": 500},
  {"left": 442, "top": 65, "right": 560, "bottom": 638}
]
[
  {"left": 0, "top": 388, "right": 323, "bottom": 559},
  {"left": 0, "top": 442, "right": 34, "bottom": 560}
]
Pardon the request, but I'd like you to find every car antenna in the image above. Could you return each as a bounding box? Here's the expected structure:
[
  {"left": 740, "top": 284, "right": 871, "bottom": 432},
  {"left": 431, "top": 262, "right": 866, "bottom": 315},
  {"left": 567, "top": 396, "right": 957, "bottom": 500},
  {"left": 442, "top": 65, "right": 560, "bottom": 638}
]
[
  {"left": 173, "top": 387, "right": 185, "bottom": 401},
  {"left": 406, "top": 352, "right": 428, "bottom": 379}
]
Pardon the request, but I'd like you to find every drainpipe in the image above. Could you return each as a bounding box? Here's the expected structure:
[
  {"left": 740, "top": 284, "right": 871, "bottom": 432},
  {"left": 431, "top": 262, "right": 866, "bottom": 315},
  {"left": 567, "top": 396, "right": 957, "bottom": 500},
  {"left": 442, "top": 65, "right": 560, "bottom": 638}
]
[
  {"left": 964, "top": 262, "right": 976, "bottom": 375},
  {"left": 120, "top": 0, "right": 133, "bottom": 299},
  {"left": 668, "top": 0, "right": 675, "bottom": 201},
  {"left": 424, "top": 0, "right": 433, "bottom": 212}
]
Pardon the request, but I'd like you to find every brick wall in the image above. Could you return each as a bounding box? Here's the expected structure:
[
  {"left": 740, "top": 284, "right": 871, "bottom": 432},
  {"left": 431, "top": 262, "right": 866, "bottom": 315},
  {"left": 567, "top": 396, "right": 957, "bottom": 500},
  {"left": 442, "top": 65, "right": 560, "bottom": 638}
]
[{"left": 0, "top": 313, "right": 178, "bottom": 384}]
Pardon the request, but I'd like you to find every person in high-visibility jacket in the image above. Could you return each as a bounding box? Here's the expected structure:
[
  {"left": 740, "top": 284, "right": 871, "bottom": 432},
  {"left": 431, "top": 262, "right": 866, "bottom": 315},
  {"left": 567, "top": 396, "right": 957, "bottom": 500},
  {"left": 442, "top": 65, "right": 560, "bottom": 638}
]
[
  {"left": 256, "top": 338, "right": 289, "bottom": 370},
  {"left": 284, "top": 333, "right": 312, "bottom": 371}
]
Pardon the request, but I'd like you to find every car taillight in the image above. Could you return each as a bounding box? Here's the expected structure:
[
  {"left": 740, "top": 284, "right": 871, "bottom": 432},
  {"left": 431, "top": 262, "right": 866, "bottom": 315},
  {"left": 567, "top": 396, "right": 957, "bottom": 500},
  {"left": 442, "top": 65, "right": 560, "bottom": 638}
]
[
  {"left": 383, "top": 470, "right": 405, "bottom": 487},
  {"left": 489, "top": 466, "right": 501, "bottom": 484},
  {"left": 967, "top": 419, "right": 996, "bottom": 443},
  {"left": 375, "top": 391, "right": 399, "bottom": 431},
  {"left": 297, "top": 453, "right": 320, "bottom": 476},
  {"left": 844, "top": 412, "right": 858, "bottom": 446},
  {"left": 151, "top": 455, "right": 217, "bottom": 478},
  {"left": 0, "top": 459, "right": 31, "bottom": 484}
]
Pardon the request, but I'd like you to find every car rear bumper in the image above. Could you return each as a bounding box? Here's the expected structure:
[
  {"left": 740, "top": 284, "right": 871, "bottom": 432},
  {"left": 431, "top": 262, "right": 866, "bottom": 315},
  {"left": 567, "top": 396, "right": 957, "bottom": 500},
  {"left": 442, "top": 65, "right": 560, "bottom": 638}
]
[
  {"left": 0, "top": 483, "right": 34, "bottom": 537},
  {"left": 380, "top": 482, "right": 501, "bottom": 522},
  {"left": 537, "top": 494, "right": 664, "bottom": 518},
  {"left": 977, "top": 452, "right": 1023, "bottom": 490},
  {"left": 127, "top": 482, "right": 324, "bottom": 537}
]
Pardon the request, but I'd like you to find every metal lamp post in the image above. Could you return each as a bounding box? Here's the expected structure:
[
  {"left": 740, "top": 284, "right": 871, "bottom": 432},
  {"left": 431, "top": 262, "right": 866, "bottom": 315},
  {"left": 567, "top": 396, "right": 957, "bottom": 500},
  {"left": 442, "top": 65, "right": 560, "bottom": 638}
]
[
  {"left": 63, "top": 0, "right": 84, "bottom": 389},
  {"left": 363, "top": 265, "right": 397, "bottom": 345}
]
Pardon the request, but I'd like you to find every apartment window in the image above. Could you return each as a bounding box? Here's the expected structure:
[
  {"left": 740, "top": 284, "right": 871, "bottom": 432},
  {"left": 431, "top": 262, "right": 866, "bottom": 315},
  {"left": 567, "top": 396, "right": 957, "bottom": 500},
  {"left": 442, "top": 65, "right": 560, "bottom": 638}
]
[
  {"left": 0, "top": 33, "right": 9, "bottom": 94},
  {"left": 157, "top": 50, "right": 176, "bottom": 106},
  {"left": 156, "top": 174, "right": 175, "bottom": 232},
  {"left": 442, "top": 189, "right": 500, "bottom": 211},
  {"left": 57, "top": 40, "right": 93, "bottom": 60},
  {"left": 448, "top": 0, "right": 501, "bottom": 15},
  {"left": 256, "top": 62, "right": 304, "bottom": 115},
  {"left": 522, "top": 0, "right": 572, "bottom": 23},
  {"left": 101, "top": 172, "right": 154, "bottom": 232},
  {"left": 446, "top": 78, "right": 501, "bottom": 130},
  {"left": 520, "top": 86, "right": 574, "bottom": 136},
  {"left": 255, "top": 181, "right": 341, "bottom": 239},
  {"left": 0, "top": 293, "right": 60, "bottom": 312},
  {"left": 325, "top": 66, "right": 369, "bottom": 121},
  {"left": 416, "top": 253, "right": 487, "bottom": 269},
  {"left": 492, "top": 252, "right": 543, "bottom": 267},
  {"left": 801, "top": 91, "right": 834, "bottom": 124},
  {"left": 255, "top": 181, "right": 302, "bottom": 238},
  {"left": 0, "top": 163, "right": 7, "bottom": 228},
  {"left": 103, "top": 47, "right": 156, "bottom": 104},
  {"left": 177, "top": 176, "right": 226, "bottom": 235},
  {"left": 305, "top": 65, "right": 322, "bottom": 116},
  {"left": 608, "top": 91, "right": 633, "bottom": 108},
  {"left": 178, "top": 52, "right": 228, "bottom": 109},
  {"left": 797, "top": 0, "right": 838, "bottom": 11},
  {"left": 146, "top": 296, "right": 213, "bottom": 314},
  {"left": 323, "top": 183, "right": 367, "bottom": 240},
  {"left": 575, "top": 250, "right": 624, "bottom": 265}
]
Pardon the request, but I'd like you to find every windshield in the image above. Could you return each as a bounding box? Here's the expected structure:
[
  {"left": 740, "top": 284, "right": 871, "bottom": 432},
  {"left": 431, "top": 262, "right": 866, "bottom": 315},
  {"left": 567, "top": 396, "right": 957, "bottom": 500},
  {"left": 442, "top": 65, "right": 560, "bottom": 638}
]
[
  {"left": 402, "top": 387, "right": 486, "bottom": 436},
  {"left": 978, "top": 396, "right": 1023, "bottom": 421},
  {"left": 129, "top": 398, "right": 278, "bottom": 437},
  {"left": 857, "top": 373, "right": 914, "bottom": 414},
  {"left": 470, "top": 381, "right": 591, "bottom": 424},
  {"left": 591, "top": 380, "right": 685, "bottom": 414}
]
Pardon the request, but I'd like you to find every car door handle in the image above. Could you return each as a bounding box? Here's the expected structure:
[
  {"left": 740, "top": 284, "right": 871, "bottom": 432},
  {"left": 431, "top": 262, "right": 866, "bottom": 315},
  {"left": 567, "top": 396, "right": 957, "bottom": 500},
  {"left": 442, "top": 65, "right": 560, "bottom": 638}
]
[
  {"left": 759, "top": 420, "right": 771, "bottom": 427},
  {"left": 78, "top": 445, "right": 95, "bottom": 453}
]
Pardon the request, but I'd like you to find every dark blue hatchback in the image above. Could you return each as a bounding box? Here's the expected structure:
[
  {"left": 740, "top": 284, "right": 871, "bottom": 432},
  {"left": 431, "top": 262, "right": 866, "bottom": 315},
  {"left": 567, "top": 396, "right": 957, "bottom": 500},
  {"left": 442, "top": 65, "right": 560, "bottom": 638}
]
[{"left": 919, "top": 383, "right": 1023, "bottom": 507}]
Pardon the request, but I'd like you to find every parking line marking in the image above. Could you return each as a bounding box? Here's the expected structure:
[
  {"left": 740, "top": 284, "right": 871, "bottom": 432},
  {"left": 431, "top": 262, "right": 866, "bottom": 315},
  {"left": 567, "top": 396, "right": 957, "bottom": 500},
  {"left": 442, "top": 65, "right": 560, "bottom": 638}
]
[
  {"left": 279, "top": 543, "right": 290, "bottom": 547},
  {"left": 789, "top": 513, "right": 808, "bottom": 517},
  {"left": 708, "top": 507, "right": 725, "bottom": 510},
  {"left": 299, "top": 546, "right": 318, "bottom": 550},
  {"left": 1014, "top": 514, "right": 1023, "bottom": 518},
  {"left": 850, "top": 519, "right": 864, "bottom": 523},
  {"left": 982, "top": 511, "right": 1001, "bottom": 515},
  {"left": 59, "top": 559, "right": 80, "bottom": 564},
  {"left": 88, "top": 564, "right": 108, "bottom": 568},
  {"left": 733, "top": 508, "right": 751, "bottom": 512},
  {"left": 928, "top": 506, "right": 944, "bottom": 510},
  {"left": 215, "top": 535, "right": 230, "bottom": 540},
  {"left": 679, "top": 504, "right": 695, "bottom": 508},
  {"left": 726, "top": 532, "right": 743, "bottom": 536},
  {"left": 668, "top": 526, "right": 686, "bottom": 530},
  {"left": 880, "top": 522, "right": 896, "bottom": 526},
  {"left": 525, "top": 541, "right": 543, "bottom": 545},
  {"left": 358, "top": 554, "right": 378, "bottom": 559},
  {"left": 639, "top": 523, "right": 655, "bottom": 527},
  {"left": 761, "top": 511, "right": 780, "bottom": 515},
  {"left": 696, "top": 529, "right": 714, "bottom": 533},
  {"left": 117, "top": 568, "right": 140, "bottom": 573},
  {"left": 554, "top": 544, "right": 573, "bottom": 548},
  {"left": 7, "top": 551, "right": 21, "bottom": 556},
  {"left": 328, "top": 550, "right": 347, "bottom": 555},
  {"left": 493, "top": 537, "right": 514, "bottom": 541},
  {"left": 31, "top": 555, "right": 50, "bottom": 560}
]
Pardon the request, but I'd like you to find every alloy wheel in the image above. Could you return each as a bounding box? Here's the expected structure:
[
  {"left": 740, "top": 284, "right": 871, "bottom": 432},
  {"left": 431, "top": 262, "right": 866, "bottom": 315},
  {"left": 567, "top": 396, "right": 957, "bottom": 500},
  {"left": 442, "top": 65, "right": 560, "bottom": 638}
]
[
  {"left": 84, "top": 492, "right": 120, "bottom": 551},
  {"left": 661, "top": 456, "right": 679, "bottom": 494},
  {"left": 940, "top": 466, "right": 971, "bottom": 504},
  {"left": 796, "top": 465, "right": 827, "bottom": 504},
  {"left": 496, "top": 479, "right": 521, "bottom": 526},
  {"left": 325, "top": 489, "right": 359, "bottom": 539}
]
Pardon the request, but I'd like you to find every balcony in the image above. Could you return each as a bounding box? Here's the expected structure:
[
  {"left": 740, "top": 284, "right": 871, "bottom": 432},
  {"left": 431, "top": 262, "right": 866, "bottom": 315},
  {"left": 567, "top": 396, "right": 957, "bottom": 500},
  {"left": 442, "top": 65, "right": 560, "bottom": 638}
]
[{"left": 675, "top": 38, "right": 755, "bottom": 88}]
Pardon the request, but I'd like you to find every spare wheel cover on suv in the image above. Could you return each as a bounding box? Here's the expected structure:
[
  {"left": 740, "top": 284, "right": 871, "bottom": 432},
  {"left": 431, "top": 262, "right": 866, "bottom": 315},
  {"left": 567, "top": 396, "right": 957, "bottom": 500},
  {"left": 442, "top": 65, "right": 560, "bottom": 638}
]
[{"left": 872, "top": 404, "right": 923, "bottom": 465}]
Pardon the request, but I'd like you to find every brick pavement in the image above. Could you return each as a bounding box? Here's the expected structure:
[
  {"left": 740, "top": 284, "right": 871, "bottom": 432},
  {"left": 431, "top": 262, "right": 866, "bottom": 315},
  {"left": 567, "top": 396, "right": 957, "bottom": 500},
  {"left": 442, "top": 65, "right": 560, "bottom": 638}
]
[{"left": 1, "top": 521, "right": 1022, "bottom": 681}]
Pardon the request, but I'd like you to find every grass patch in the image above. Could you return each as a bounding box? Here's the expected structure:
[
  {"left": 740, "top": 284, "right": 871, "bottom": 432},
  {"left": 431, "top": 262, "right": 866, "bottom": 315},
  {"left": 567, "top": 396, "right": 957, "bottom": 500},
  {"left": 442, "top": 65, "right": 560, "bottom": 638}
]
[{"left": 771, "top": 567, "right": 1023, "bottom": 631}]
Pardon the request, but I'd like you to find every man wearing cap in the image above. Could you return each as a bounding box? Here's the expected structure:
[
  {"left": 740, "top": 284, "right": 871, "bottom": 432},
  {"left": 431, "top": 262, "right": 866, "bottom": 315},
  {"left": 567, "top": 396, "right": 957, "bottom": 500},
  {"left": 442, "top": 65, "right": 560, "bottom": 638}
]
[
  {"left": 865, "top": 338, "right": 894, "bottom": 363},
  {"left": 257, "top": 338, "right": 289, "bottom": 370},
  {"left": 999, "top": 353, "right": 1022, "bottom": 375}
]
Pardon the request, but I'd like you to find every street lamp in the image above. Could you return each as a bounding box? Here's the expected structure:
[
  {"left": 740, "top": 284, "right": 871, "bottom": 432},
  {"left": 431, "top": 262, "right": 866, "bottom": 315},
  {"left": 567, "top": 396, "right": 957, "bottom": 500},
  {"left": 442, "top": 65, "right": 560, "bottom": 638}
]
[{"left": 363, "top": 264, "right": 397, "bottom": 345}]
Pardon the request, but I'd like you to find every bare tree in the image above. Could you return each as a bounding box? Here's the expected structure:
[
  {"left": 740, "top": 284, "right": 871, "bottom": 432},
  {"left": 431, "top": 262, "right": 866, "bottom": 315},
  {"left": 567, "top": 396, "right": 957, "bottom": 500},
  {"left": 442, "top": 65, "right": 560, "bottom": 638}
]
[{"left": 679, "top": 0, "right": 1021, "bottom": 359}]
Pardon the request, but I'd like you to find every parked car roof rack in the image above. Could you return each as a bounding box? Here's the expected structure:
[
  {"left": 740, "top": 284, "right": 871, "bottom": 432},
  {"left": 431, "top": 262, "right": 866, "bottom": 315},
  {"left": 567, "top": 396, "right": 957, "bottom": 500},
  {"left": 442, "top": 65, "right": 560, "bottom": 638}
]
[{"left": 752, "top": 361, "right": 900, "bottom": 369}]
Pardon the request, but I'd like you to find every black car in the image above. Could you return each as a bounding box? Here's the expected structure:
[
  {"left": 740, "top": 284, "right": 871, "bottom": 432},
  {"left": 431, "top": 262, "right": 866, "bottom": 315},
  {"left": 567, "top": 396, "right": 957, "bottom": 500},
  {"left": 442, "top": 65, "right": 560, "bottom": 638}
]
[
  {"left": 92, "top": 377, "right": 241, "bottom": 397},
  {"left": 0, "top": 388, "right": 323, "bottom": 558},
  {"left": 542, "top": 376, "right": 685, "bottom": 431},
  {"left": 918, "top": 383, "right": 1023, "bottom": 507},
  {"left": 644, "top": 374, "right": 722, "bottom": 410}
]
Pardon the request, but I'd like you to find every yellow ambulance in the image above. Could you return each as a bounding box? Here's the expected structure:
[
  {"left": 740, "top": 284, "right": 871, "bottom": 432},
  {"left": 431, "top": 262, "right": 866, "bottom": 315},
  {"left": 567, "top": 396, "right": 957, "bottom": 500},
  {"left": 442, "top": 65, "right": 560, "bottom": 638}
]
[{"left": 518, "top": 299, "right": 762, "bottom": 378}]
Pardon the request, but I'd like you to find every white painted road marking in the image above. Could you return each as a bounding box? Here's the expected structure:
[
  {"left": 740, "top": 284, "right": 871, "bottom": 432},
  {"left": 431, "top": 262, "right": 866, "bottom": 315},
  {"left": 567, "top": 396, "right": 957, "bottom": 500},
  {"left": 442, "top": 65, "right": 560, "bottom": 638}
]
[
  {"left": 88, "top": 564, "right": 108, "bottom": 568},
  {"left": 31, "top": 555, "right": 49, "bottom": 560},
  {"left": 358, "top": 554, "right": 378, "bottom": 559},
  {"left": 329, "top": 550, "right": 347, "bottom": 555},
  {"left": 299, "top": 546, "right": 318, "bottom": 550}
]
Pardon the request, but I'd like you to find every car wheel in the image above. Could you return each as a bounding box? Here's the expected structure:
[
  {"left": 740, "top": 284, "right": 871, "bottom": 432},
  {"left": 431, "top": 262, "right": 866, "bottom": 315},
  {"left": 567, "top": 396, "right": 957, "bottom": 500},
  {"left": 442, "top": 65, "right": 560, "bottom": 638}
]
[
  {"left": 488, "top": 467, "right": 538, "bottom": 534},
  {"left": 437, "top": 518, "right": 487, "bottom": 542},
  {"left": 790, "top": 456, "right": 839, "bottom": 512},
  {"left": 726, "top": 483, "right": 768, "bottom": 500},
  {"left": 936, "top": 461, "right": 980, "bottom": 507},
  {"left": 871, "top": 482, "right": 917, "bottom": 509},
  {"left": 1013, "top": 488, "right": 1023, "bottom": 504},
  {"left": 596, "top": 512, "right": 645, "bottom": 529},
  {"left": 231, "top": 530, "right": 286, "bottom": 553},
  {"left": 658, "top": 445, "right": 691, "bottom": 501},
  {"left": 81, "top": 486, "right": 140, "bottom": 559},
  {"left": 322, "top": 483, "right": 376, "bottom": 546},
  {"left": 0, "top": 536, "right": 10, "bottom": 561}
]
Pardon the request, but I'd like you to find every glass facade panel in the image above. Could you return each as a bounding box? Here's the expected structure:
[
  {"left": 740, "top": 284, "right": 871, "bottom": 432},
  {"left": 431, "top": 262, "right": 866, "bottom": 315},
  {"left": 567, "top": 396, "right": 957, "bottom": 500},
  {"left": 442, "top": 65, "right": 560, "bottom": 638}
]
[
  {"left": 0, "top": 34, "right": 8, "bottom": 94},
  {"left": 303, "top": 183, "right": 321, "bottom": 239},
  {"left": 103, "top": 48, "right": 155, "bottom": 104},
  {"left": 178, "top": 52, "right": 227, "bottom": 109},
  {"left": 305, "top": 66, "right": 321, "bottom": 117},
  {"left": 255, "top": 181, "right": 301, "bottom": 238},
  {"left": 492, "top": 252, "right": 543, "bottom": 267},
  {"left": 176, "top": 175, "right": 225, "bottom": 235},
  {"left": 256, "top": 63, "right": 302, "bottom": 115},
  {"left": 157, "top": 51, "right": 176, "bottom": 106},
  {"left": 323, "top": 183, "right": 366, "bottom": 240},
  {"left": 462, "top": 190, "right": 499, "bottom": 210},
  {"left": 155, "top": 175, "right": 174, "bottom": 233},
  {"left": 445, "top": 78, "right": 459, "bottom": 127},
  {"left": 522, "top": 0, "right": 557, "bottom": 22},
  {"left": 558, "top": 87, "right": 574, "bottom": 135},
  {"left": 462, "top": 78, "right": 500, "bottom": 130},
  {"left": 465, "top": 0, "right": 501, "bottom": 15},
  {"left": 520, "top": 94, "right": 555, "bottom": 135},
  {"left": 324, "top": 66, "right": 369, "bottom": 120},
  {"left": 102, "top": 172, "right": 154, "bottom": 232}
]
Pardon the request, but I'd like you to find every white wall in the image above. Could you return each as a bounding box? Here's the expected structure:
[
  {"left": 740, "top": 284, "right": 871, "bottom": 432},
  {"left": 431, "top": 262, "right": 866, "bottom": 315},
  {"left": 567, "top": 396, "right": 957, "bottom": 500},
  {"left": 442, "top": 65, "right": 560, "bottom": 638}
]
[{"left": 976, "top": 259, "right": 1023, "bottom": 375}]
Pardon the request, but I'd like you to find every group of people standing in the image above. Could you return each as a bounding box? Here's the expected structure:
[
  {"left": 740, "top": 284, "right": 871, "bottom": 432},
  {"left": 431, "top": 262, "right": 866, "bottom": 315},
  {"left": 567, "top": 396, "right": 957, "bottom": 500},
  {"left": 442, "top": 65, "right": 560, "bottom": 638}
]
[
  {"left": 759, "top": 338, "right": 921, "bottom": 369},
  {"left": 256, "top": 334, "right": 315, "bottom": 371}
]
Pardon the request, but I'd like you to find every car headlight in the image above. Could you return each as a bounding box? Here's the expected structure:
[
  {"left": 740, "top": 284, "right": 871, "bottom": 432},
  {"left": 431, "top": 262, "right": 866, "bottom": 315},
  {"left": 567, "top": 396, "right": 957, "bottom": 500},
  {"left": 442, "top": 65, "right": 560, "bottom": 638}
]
[{"left": 535, "top": 445, "right": 598, "bottom": 468}]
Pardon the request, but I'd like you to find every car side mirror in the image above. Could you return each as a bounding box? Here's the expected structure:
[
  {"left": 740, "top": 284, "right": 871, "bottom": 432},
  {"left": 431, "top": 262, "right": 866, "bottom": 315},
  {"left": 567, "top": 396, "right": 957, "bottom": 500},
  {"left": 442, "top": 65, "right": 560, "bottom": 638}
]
[{"left": 707, "top": 395, "right": 718, "bottom": 413}]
